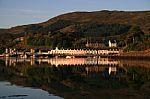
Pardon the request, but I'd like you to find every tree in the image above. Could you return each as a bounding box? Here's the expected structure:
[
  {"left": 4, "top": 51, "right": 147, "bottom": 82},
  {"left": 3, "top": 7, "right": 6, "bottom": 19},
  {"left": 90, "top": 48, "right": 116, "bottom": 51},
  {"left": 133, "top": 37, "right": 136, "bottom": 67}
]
[{"left": 126, "top": 26, "right": 144, "bottom": 44}]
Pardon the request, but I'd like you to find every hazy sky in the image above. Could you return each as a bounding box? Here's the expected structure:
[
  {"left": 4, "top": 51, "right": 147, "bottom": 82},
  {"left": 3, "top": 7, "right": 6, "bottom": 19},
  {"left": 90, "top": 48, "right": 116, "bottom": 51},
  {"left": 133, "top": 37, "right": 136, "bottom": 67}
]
[{"left": 0, "top": 0, "right": 149, "bottom": 28}]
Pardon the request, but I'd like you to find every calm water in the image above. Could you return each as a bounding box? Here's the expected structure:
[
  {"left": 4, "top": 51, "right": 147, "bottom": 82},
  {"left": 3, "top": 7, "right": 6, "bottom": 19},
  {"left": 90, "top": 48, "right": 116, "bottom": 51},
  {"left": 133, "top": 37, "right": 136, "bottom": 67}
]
[
  {"left": 0, "top": 81, "right": 62, "bottom": 99},
  {"left": 0, "top": 57, "right": 150, "bottom": 99}
]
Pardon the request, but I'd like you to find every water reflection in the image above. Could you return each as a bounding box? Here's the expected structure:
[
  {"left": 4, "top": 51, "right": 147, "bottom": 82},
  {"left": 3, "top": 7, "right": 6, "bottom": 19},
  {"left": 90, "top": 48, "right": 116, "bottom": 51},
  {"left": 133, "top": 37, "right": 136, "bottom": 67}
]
[
  {"left": 4, "top": 57, "right": 120, "bottom": 66},
  {"left": 0, "top": 58, "right": 150, "bottom": 99}
]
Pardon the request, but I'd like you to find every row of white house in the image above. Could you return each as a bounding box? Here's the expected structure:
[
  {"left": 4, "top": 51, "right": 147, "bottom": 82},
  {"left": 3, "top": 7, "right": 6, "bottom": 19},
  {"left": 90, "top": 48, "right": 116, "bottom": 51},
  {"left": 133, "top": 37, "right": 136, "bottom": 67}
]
[
  {"left": 34, "top": 40, "right": 118, "bottom": 55},
  {"left": 46, "top": 47, "right": 119, "bottom": 55}
]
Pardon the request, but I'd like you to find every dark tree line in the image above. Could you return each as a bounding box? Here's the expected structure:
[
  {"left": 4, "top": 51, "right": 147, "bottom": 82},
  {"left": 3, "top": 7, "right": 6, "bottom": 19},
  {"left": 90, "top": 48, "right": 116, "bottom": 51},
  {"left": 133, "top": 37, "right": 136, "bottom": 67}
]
[{"left": 76, "top": 23, "right": 131, "bottom": 37}]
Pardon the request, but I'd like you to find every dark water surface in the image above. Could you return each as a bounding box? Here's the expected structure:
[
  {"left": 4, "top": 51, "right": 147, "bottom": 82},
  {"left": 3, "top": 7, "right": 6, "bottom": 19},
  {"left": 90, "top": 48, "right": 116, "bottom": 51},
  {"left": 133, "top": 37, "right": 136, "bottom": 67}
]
[{"left": 0, "top": 57, "right": 150, "bottom": 99}]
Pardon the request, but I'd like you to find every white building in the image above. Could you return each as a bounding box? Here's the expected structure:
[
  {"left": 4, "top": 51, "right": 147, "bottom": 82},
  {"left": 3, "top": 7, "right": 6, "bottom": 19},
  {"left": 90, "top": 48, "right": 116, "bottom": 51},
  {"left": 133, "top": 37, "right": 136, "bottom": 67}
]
[
  {"left": 109, "top": 40, "right": 117, "bottom": 47},
  {"left": 49, "top": 47, "right": 86, "bottom": 55}
]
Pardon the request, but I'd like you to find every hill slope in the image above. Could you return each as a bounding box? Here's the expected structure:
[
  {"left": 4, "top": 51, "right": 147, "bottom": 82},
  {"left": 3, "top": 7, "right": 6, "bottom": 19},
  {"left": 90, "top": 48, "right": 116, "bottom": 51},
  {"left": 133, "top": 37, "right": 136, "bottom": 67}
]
[{"left": 0, "top": 10, "right": 150, "bottom": 34}]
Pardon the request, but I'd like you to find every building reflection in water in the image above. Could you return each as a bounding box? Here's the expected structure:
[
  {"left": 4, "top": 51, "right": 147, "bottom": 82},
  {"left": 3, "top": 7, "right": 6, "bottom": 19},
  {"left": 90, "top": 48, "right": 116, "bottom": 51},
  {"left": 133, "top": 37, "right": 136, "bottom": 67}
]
[
  {"left": 3, "top": 57, "right": 120, "bottom": 76},
  {"left": 4, "top": 57, "right": 120, "bottom": 66}
]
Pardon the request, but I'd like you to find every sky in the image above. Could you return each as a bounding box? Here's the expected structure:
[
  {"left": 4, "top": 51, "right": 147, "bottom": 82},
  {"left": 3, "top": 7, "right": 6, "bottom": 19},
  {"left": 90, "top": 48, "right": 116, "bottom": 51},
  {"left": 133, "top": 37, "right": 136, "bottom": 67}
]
[{"left": 0, "top": 0, "right": 149, "bottom": 28}]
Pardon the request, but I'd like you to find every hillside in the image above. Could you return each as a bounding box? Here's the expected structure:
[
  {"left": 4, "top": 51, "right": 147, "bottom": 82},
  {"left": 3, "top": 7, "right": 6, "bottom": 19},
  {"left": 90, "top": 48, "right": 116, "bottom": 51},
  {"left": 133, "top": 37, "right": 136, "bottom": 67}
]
[
  {"left": 0, "top": 10, "right": 150, "bottom": 53},
  {"left": 0, "top": 10, "right": 150, "bottom": 34}
]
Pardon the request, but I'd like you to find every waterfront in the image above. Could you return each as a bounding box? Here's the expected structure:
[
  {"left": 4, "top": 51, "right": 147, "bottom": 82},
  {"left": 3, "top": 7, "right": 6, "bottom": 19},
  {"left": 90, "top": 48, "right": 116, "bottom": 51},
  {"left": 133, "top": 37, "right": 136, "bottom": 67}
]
[{"left": 0, "top": 57, "right": 150, "bottom": 99}]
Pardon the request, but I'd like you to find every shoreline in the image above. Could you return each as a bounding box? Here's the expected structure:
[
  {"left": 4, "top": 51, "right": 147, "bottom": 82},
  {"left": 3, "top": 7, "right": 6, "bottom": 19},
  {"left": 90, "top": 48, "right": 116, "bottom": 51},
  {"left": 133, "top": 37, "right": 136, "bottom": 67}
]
[{"left": 0, "top": 50, "right": 150, "bottom": 59}]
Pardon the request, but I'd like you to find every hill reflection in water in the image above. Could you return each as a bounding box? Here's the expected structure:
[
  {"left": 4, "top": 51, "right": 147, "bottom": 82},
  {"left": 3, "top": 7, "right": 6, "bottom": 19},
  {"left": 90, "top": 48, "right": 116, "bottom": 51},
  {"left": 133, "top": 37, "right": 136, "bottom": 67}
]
[{"left": 0, "top": 57, "right": 150, "bottom": 99}]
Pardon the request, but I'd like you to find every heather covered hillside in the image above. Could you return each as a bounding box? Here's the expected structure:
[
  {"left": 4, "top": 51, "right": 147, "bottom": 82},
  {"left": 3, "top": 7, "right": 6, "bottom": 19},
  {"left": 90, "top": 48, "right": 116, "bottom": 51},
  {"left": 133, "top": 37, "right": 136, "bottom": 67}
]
[{"left": 0, "top": 10, "right": 150, "bottom": 34}]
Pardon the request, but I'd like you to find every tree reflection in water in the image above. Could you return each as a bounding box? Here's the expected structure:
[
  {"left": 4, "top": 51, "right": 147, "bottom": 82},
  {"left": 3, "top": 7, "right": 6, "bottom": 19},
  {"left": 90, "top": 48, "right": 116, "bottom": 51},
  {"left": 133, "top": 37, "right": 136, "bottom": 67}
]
[{"left": 0, "top": 58, "right": 150, "bottom": 99}]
